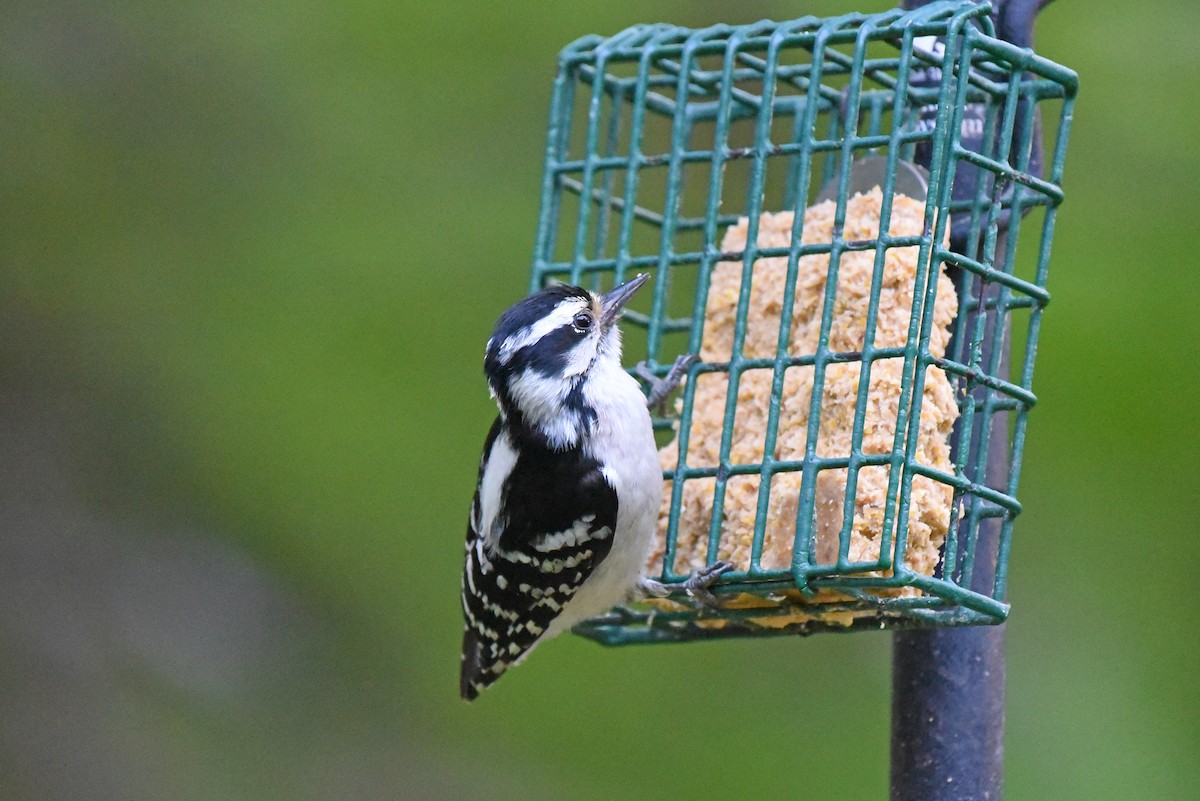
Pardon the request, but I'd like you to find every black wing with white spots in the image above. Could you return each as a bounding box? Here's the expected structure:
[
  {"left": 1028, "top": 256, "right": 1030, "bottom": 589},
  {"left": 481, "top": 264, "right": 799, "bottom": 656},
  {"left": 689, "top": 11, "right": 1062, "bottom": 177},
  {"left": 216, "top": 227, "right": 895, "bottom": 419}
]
[{"left": 460, "top": 418, "right": 618, "bottom": 701}]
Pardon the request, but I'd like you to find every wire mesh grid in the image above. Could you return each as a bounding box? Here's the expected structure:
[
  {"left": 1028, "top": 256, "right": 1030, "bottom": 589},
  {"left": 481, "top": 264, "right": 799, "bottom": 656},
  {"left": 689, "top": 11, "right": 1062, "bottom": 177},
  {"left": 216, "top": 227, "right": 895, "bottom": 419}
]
[{"left": 528, "top": 0, "right": 1076, "bottom": 643}]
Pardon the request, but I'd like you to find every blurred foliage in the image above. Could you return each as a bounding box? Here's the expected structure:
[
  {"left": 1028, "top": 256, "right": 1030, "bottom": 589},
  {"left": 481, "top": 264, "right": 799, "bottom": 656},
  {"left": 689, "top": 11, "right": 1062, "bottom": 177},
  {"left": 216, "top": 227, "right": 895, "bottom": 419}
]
[{"left": 1, "top": 1, "right": 1197, "bottom": 799}]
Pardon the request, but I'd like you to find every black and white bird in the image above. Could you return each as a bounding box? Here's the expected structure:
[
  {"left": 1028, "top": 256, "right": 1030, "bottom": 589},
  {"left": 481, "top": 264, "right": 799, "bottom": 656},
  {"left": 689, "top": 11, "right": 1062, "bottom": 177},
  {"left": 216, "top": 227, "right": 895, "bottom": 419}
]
[{"left": 460, "top": 274, "right": 725, "bottom": 701}]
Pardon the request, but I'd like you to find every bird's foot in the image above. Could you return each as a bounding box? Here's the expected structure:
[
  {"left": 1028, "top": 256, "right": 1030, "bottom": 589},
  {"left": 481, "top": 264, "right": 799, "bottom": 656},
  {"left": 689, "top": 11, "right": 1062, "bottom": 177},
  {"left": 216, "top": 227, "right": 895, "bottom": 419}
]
[
  {"left": 637, "top": 560, "right": 734, "bottom": 608},
  {"left": 683, "top": 560, "right": 735, "bottom": 607},
  {"left": 636, "top": 354, "right": 697, "bottom": 413}
]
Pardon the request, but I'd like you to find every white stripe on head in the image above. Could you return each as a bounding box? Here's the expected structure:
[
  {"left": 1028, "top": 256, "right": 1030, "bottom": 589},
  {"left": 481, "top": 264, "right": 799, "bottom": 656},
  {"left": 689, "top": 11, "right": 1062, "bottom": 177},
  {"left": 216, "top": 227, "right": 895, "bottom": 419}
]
[
  {"left": 559, "top": 335, "right": 596, "bottom": 379},
  {"left": 507, "top": 368, "right": 585, "bottom": 448},
  {"left": 497, "top": 297, "right": 590, "bottom": 364}
]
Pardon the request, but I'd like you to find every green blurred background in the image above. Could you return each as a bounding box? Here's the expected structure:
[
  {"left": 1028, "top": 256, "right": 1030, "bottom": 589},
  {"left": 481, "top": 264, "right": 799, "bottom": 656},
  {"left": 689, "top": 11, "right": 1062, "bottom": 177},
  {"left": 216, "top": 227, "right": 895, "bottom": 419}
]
[{"left": 1, "top": 1, "right": 1195, "bottom": 799}]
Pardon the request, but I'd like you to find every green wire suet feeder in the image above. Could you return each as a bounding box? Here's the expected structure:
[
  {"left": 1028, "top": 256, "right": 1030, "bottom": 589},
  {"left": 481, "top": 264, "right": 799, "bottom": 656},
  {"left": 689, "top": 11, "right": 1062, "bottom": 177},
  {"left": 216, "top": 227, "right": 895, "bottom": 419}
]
[{"left": 528, "top": 0, "right": 1075, "bottom": 644}]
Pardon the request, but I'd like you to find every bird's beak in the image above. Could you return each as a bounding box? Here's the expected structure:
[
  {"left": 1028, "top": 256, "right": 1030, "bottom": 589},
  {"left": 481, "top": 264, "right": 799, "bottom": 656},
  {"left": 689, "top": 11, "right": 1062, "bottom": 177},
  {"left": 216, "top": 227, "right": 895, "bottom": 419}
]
[{"left": 599, "top": 273, "right": 650, "bottom": 329}]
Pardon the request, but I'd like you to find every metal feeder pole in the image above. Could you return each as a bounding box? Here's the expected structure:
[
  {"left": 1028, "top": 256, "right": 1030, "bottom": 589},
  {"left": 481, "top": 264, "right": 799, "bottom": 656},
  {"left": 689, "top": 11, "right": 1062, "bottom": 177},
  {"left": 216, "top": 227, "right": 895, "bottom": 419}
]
[
  {"left": 890, "top": 322, "right": 1009, "bottom": 801},
  {"left": 891, "top": 1, "right": 1051, "bottom": 798}
]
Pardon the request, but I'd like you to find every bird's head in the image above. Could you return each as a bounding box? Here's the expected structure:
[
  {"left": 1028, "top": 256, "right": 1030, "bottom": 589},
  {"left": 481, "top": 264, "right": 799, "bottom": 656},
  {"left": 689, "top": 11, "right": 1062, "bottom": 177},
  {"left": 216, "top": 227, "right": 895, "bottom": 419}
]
[{"left": 483, "top": 274, "right": 649, "bottom": 448}]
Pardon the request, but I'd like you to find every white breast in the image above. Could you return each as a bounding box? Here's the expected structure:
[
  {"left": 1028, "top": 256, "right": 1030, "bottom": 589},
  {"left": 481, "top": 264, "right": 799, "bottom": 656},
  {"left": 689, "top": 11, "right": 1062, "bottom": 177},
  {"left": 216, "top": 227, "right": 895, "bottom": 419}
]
[{"left": 544, "top": 357, "right": 661, "bottom": 637}]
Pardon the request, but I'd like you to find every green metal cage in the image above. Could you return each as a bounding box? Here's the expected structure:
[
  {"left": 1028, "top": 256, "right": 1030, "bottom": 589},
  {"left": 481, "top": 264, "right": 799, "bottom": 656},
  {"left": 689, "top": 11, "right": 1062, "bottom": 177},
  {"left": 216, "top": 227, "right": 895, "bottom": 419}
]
[{"left": 527, "top": 0, "right": 1076, "bottom": 644}]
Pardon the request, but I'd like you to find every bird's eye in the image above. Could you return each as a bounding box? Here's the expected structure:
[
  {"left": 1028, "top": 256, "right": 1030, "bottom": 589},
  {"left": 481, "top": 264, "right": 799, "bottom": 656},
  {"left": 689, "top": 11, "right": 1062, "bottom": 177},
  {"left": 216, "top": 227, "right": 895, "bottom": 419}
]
[{"left": 572, "top": 312, "right": 593, "bottom": 332}]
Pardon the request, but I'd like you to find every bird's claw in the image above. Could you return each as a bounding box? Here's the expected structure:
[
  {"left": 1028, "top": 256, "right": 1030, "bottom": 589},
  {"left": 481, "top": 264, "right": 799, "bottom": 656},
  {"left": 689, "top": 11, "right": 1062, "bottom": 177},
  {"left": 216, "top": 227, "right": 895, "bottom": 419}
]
[
  {"left": 683, "top": 560, "right": 735, "bottom": 608},
  {"left": 638, "top": 560, "right": 733, "bottom": 607},
  {"left": 637, "top": 354, "right": 697, "bottom": 413}
]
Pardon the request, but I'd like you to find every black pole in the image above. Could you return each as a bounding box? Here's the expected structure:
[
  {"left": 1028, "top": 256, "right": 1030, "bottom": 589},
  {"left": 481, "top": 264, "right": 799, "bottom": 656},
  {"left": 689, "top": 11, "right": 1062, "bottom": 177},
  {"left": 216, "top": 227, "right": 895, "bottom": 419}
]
[
  {"left": 891, "top": 2, "right": 1051, "bottom": 797},
  {"left": 892, "top": 626, "right": 1006, "bottom": 799},
  {"left": 891, "top": 311, "right": 1010, "bottom": 799}
]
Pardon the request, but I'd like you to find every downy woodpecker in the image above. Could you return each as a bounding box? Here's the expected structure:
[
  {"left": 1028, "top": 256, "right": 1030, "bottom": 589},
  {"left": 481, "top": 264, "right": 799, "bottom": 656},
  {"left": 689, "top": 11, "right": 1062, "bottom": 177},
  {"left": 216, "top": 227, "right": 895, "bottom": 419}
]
[{"left": 460, "top": 274, "right": 724, "bottom": 700}]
